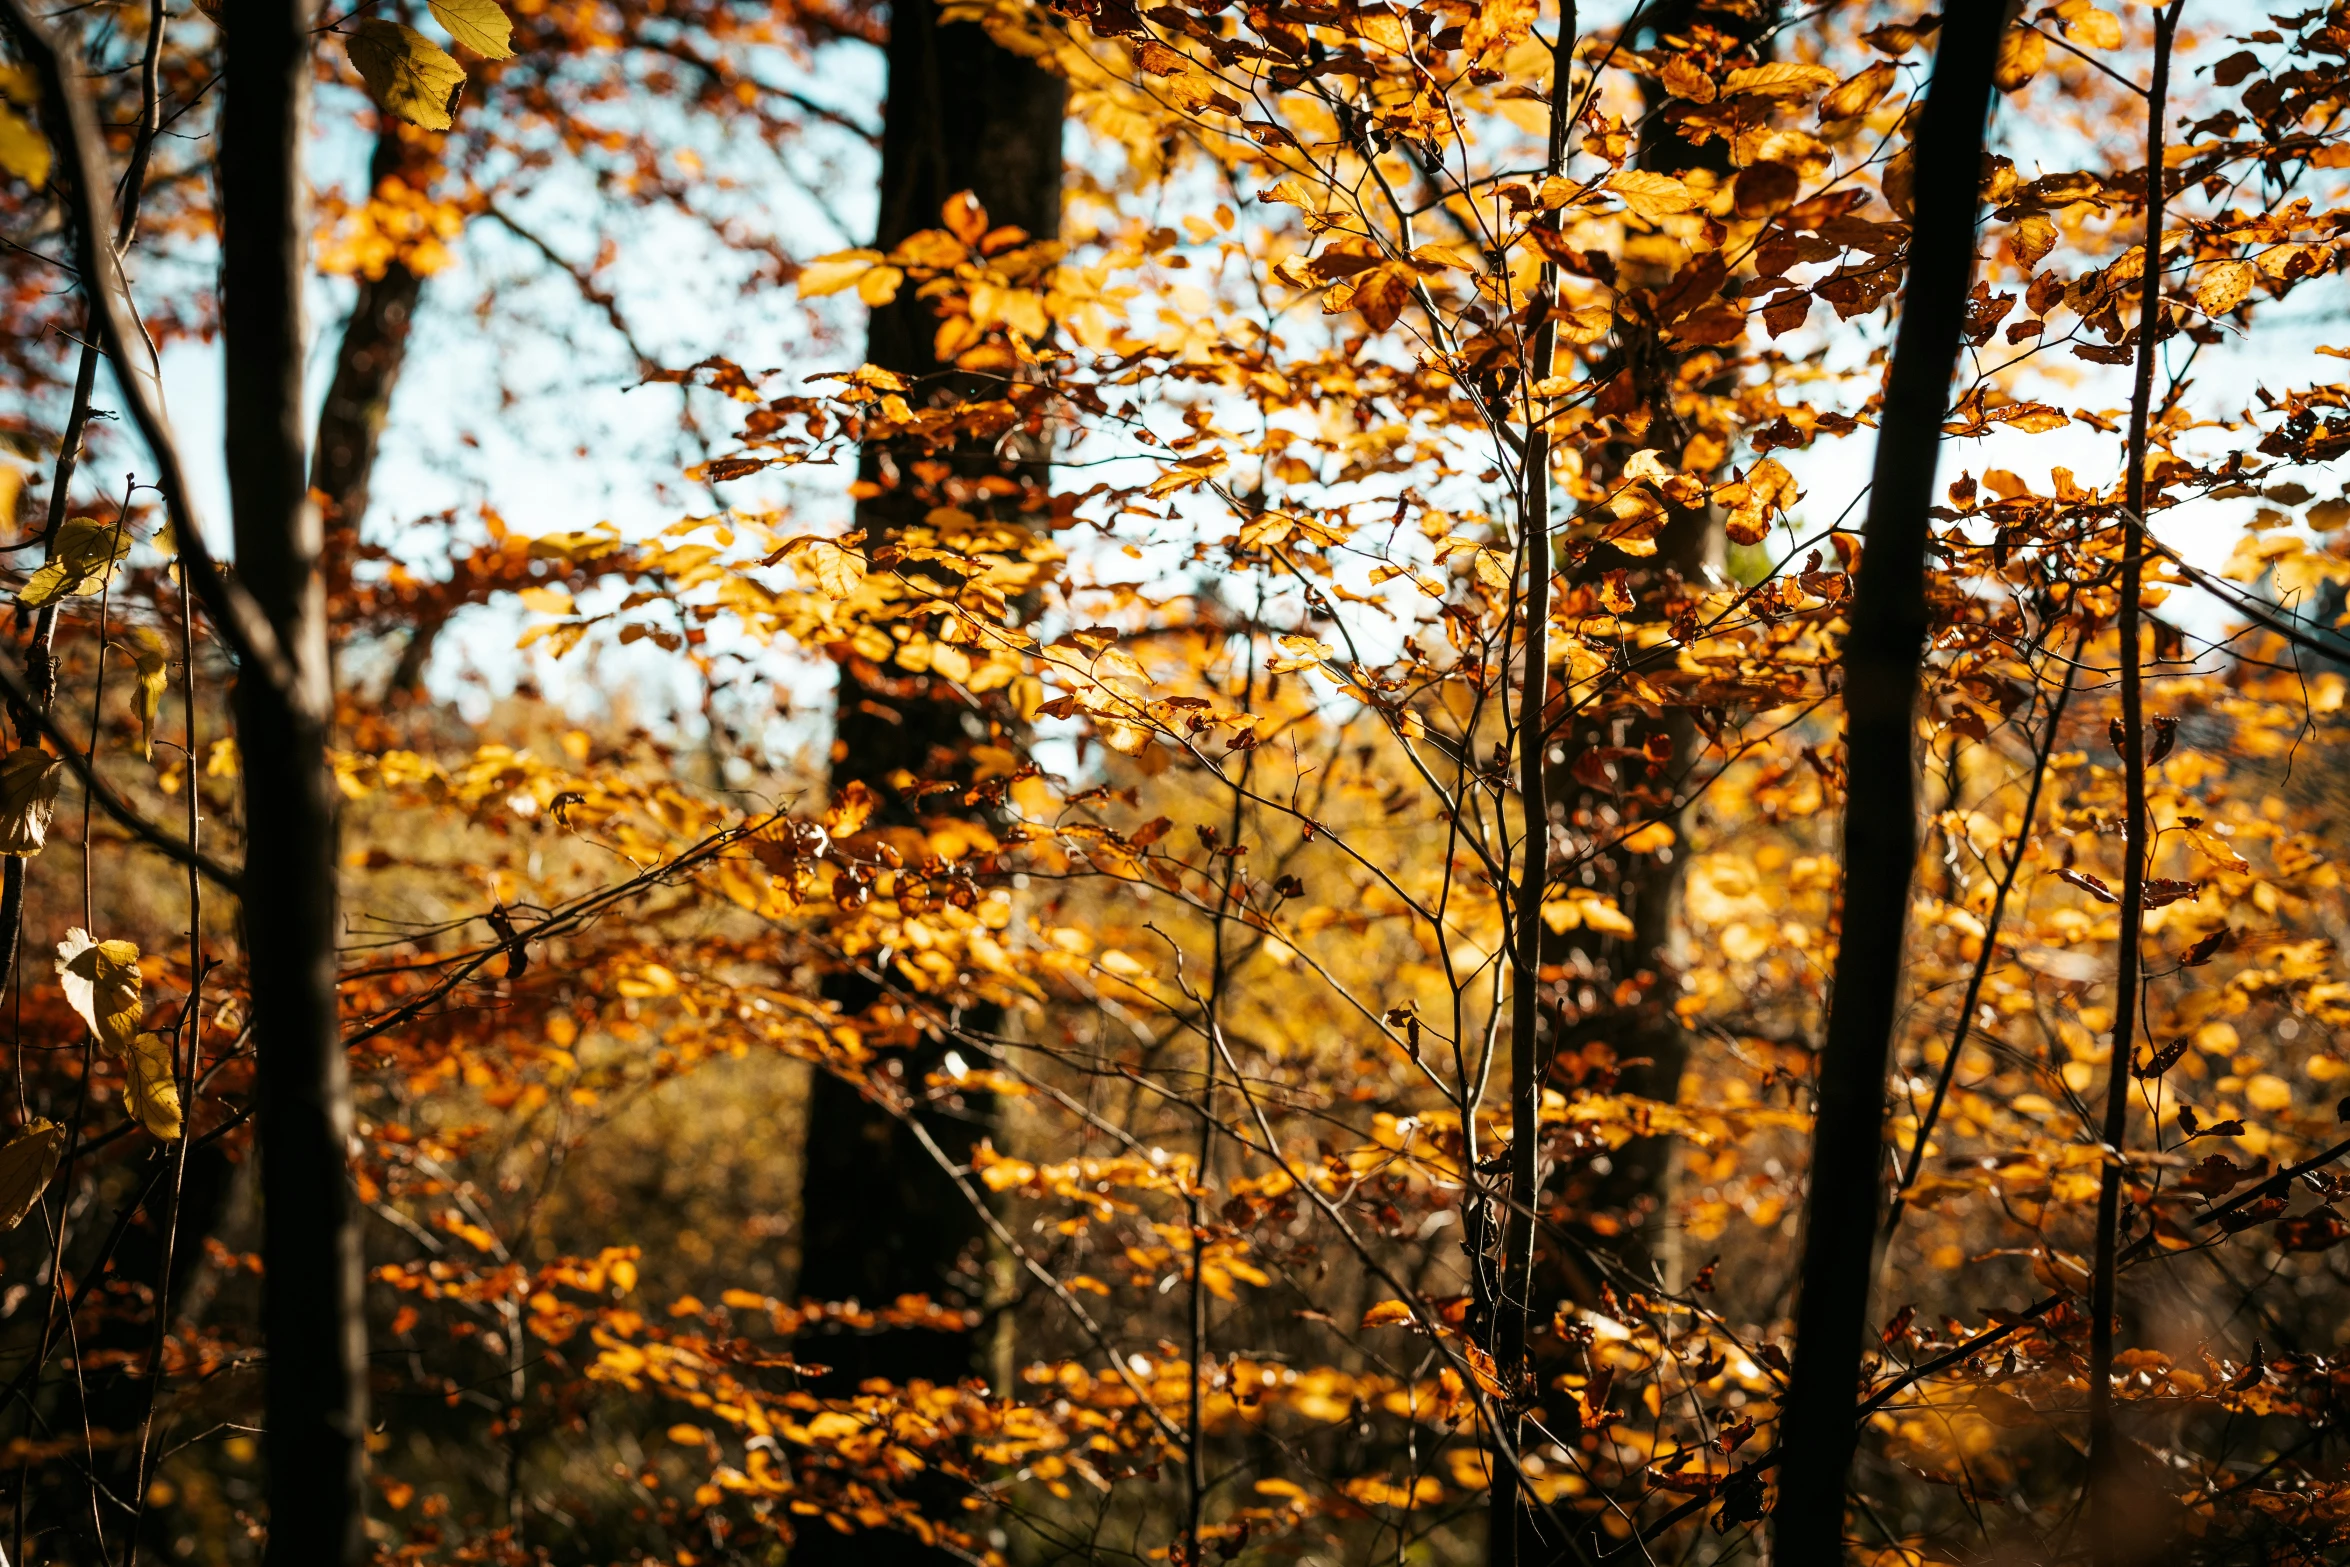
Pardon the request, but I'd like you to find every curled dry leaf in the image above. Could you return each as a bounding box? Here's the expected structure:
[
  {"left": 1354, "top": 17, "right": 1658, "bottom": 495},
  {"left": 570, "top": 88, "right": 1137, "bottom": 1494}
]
[
  {"left": 2008, "top": 214, "right": 2058, "bottom": 270},
  {"left": 0, "top": 747, "right": 63, "bottom": 857},
  {"left": 1712, "top": 459, "right": 1799, "bottom": 546},
  {"left": 0, "top": 1119, "right": 61, "bottom": 1231}
]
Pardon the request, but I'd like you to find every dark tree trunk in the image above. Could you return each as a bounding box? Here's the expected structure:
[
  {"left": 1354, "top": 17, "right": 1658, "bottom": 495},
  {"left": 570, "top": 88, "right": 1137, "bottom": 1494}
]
[
  {"left": 314, "top": 130, "right": 426, "bottom": 558},
  {"left": 1544, "top": 0, "right": 1775, "bottom": 1282},
  {"left": 222, "top": 0, "right": 368, "bottom": 1558},
  {"left": 1771, "top": 11, "right": 2004, "bottom": 1559},
  {"left": 789, "top": 5, "right": 1061, "bottom": 1564}
]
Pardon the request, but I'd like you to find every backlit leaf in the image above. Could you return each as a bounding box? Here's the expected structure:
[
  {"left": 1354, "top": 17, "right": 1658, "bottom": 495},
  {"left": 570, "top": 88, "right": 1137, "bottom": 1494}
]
[
  {"left": 1721, "top": 62, "right": 1837, "bottom": 100},
  {"left": 428, "top": 0, "right": 514, "bottom": 57},
  {"left": 57, "top": 928, "right": 141, "bottom": 1056},
  {"left": 125, "top": 628, "right": 168, "bottom": 761},
  {"left": 1820, "top": 61, "right": 1895, "bottom": 122},
  {"left": 19, "top": 515, "right": 130, "bottom": 608},
  {"left": 2195, "top": 260, "right": 2256, "bottom": 318},
  {"left": 1993, "top": 27, "right": 2046, "bottom": 92},
  {"left": 2055, "top": 1, "right": 2122, "bottom": 49},
  {"left": 127, "top": 1031, "right": 182, "bottom": 1140},
  {"left": 797, "top": 249, "right": 882, "bottom": 299},
  {"left": 1608, "top": 170, "right": 1698, "bottom": 224},
  {"left": 347, "top": 20, "right": 467, "bottom": 131},
  {"left": 0, "top": 101, "right": 48, "bottom": 187}
]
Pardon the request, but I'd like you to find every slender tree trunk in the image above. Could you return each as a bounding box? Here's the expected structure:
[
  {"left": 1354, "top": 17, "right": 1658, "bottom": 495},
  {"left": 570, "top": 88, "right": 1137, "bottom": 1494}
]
[
  {"left": 2086, "top": 11, "right": 2181, "bottom": 1564},
  {"left": 222, "top": 0, "right": 368, "bottom": 1559},
  {"left": 1489, "top": 19, "right": 1573, "bottom": 1565},
  {"left": 1770, "top": 11, "right": 2004, "bottom": 1560},
  {"left": 791, "top": 4, "right": 1061, "bottom": 1562}
]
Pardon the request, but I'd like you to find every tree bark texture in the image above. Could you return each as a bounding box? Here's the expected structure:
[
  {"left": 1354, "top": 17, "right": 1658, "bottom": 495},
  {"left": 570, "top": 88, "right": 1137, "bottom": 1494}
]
[
  {"left": 1770, "top": 10, "right": 2003, "bottom": 1560},
  {"left": 1543, "top": 0, "right": 1776, "bottom": 1283},
  {"left": 222, "top": 0, "right": 368, "bottom": 1558},
  {"left": 791, "top": 4, "right": 1062, "bottom": 1563}
]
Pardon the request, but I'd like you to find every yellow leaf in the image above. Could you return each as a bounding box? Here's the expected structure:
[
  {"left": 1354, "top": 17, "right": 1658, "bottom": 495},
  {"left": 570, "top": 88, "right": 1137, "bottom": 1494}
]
[
  {"left": 856, "top": 264, "right": 904, "bottom": 307},
  {"left": 1579, "top": 897, "right": 1635, "bottom": 936},
  {"left": 515, "top": 584, "right": 574, "bottom": 616},
  {"left": 1360, "top": 1298, "right": 1416, "bottom": 1329},
  {"left": 345, "top": 20, "right": 467, "bottom": 131},
  {"left": 782, "top": 536, "right": 861, "bottom": 598},
  {"left": 1993, "top": 27, "right": 2046, "bottom": 92},
  {"left": 19, "top": 515, "right": 130, "bottom": 608},
  {"left": 57, "top": 928, "right": 141, "bottom": 1056},
  {"left": 2194, "top": 260, "right": 2256, "bottom": 318},
  {"left": 1660, "top": 54, "right": 1716, "bottom": 103},
  {"left": 1460, "top": 0, "right": 1534, "bottom": 61},
  {"left": 1620, "top": 821, "right": 1676, "bottom": 854},
  {"left": 524, "top": 528, "right": 622, "bottom": 562},
  {"left": 1712, "top": 458, "right": 1799, "bottom": 545},
  {"left": 0, "top": 747, "right": 62, "bottom": 857},
  {"left": 125, "top": 627, "right": 168, "bottom": 761},
  {"left": 1820, "top": 61, "right": 1895, "bottom": 122},
  {"left": 667, "top": 1424, "right": 710, "bottom": 1446},
  {"left": 1721, "top": 62, "right": 1838, "bottom": 100},
  {"left": 1160, "top": 71, "right": 1241, "bottom": 117},
  {"left": 2055, "top": 1, "right": 2122, "bottom": 49},
  {"left": 0, "top": 101, "right": 48, "bottom": 188},
  {"left": 824, "top": 779, "right": 877, "bottom": 838},
  {"left": 797, "top": 249, "right": 882, "bottom": 299},
  {"left": 1608, "top": 170, "right": 1698, "bottom": 224},
  {"left": 127, "top": 1031, "right": 182, "bottom": 1140},
  {"left": 205, "top": 737, "right": 240, "bottom": 778},
  {"left": 2008, "top": 214, "right": 2058, "bottom": 269},
  {"left": 0, "top": 1119, "right": 61, "bottom": 1231},
  {"left": 428, "top": 0, "right": 513, "bottom": 57},
  {"left": 2246, "top": 1073, "right": 2293, "bottom": 1113}
]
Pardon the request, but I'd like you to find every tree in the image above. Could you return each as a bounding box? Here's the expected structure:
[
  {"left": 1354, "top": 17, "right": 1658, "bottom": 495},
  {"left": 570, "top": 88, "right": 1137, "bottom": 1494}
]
[
  {"left": 16, "top": 4, "right": 2350, "bottom": 1565},
  {"left": 791, "top": 3, "right": 1063, "bottom": 1556},
  {"left": 1770, "top": 6, "right": 2004, "bottom": 1556}
]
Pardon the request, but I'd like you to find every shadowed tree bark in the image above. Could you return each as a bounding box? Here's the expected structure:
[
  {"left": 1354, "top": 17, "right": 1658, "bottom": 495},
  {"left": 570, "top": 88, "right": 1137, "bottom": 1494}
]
[
  {"left": 1546, "top": 0, "right": 1776, "bottom": 1285},
  {"left": 314, "top": 127, "right": 427, "bottom": 568},
  {"left": 789, "top": 2, "right": 1062, "bottom": 1562},
  {"left": 222, "top": 0, "right": 369, "bottom": 1558},
  {"left": 1771, "top": 9, "right": 2004, "bottom": 1559}
]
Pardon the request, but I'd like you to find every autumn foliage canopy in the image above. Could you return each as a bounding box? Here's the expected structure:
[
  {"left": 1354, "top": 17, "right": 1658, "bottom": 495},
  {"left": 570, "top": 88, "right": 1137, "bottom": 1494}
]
[{"left": 3, "top": 0, "right": 2350, "bottom": 1564}]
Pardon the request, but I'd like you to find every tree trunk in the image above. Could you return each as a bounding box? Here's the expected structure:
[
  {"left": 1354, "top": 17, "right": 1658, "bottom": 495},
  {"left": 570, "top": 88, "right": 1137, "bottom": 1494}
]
[
  {"left": 1545, "top": 0, "right": 1773, "bottom": 1283},
  {"left": 221, "top": 0, "right": 368, "bottom": 1559},
  {"left": 1770, "top": 11, "right": 2004, "bottom": 1560},
  {"left": 790, "top": 4, "right": 1061, "bottom": 1563},
  {"left": 314, "top": 129, "right": 426, "bottom": 562}
]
